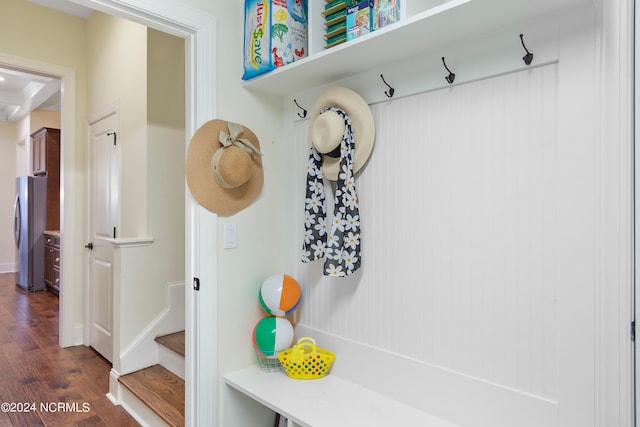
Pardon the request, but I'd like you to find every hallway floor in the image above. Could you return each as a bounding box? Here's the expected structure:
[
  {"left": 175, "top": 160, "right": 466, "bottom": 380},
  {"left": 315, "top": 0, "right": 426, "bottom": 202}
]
[{"left": 0, "top": 273, "right": 139, "bottom": 426}]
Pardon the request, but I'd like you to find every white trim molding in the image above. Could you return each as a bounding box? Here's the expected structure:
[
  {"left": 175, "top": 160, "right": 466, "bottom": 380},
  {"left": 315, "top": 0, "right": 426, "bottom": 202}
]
[
  {"left": 108, "top": 237, "right": 154, "bottom": 248},
  {"left": 596, "top": 0, "right": 635, "bottom": 425}
]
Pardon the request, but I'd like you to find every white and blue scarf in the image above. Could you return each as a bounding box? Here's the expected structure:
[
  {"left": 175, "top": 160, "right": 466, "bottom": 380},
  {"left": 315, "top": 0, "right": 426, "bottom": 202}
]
[{"left": 301, "top": 107, "right": 361, "bottom": 277}]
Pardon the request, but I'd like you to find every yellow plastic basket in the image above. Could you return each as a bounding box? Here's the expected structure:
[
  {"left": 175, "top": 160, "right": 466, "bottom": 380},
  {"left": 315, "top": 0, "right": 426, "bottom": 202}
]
[{"left": 277, "top": 337, "right": 336, "bottom": 380}]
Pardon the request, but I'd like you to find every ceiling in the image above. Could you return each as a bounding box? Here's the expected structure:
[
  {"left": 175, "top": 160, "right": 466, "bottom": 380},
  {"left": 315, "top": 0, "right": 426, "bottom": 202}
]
[
  {"left": 0, "top": 68, "right": 61, "bottom": 122},
  {"left": 0, "top": 1, "right": 93, "bottom": 122}
]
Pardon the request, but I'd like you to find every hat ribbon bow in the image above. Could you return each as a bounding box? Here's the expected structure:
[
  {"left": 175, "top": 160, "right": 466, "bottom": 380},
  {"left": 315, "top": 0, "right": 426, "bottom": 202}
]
[{"left": 219, "top": 122, "right": 263, "bottom": 157}]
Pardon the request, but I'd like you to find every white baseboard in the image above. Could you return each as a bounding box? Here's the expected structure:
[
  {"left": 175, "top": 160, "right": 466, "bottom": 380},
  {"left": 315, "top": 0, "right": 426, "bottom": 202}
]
[
  {"left": 73, "top": 324, "right": 84, "bottom": 346},
  {"left": 0, "top": 264, "right": 16, "bottom": 274},
  {"left": 106, "top": 368, "right": 121, "bottom": 404}
]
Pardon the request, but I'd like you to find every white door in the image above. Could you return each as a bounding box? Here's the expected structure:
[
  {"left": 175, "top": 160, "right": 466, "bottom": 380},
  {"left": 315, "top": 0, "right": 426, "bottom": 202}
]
[{"left": 87, "top": 109, "right": 119, "bottom": 363}]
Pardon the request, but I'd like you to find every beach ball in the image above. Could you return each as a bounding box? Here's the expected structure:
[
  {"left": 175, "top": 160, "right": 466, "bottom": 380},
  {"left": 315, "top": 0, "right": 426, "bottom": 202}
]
[
  {"left": 259, "top": 274, "right": 302, "bottom": 316},
  {"left": 253, "top": 316, "right": 294, "bottom": 358}
]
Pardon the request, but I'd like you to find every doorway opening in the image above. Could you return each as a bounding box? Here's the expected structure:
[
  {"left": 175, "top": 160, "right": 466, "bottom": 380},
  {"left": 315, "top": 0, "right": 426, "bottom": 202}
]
[
  {"left": 1, "top": 70, "right": 62, "bottom": 294},
  {"left": 2, "top": 1, "right": 218, "bottom": 425},
  {"left": 0, "top": 52, "right": 77, "bottom": 348}
]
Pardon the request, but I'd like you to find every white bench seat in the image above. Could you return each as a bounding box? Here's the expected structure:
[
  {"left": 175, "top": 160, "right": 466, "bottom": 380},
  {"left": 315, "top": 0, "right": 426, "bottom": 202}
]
[{"left": 224, "top": 365, "right": 460, "bottom": 427}]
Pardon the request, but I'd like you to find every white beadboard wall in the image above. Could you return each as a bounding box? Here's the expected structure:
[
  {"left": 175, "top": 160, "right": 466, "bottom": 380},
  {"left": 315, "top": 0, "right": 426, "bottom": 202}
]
[{"left": 293, "top": 64, "right": 559, "bottom": 402}]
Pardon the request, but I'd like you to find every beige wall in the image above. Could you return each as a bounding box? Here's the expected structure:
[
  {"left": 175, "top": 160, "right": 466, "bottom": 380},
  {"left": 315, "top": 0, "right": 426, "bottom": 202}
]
[
  {"left": 0, "top": 1, "right": 87, "bottom": 68},
  {"left": 148, "top": 28, "right": 185, "bottom": 129},
  {"left": 87, "top": 11, "right": 148, "bottom": 237},
  {"left": 0, "top": 123, "right": 17, "bottom": 272},
  {"left": 30, "top": 109, "right": 61, "bottom": 136},
  {"left": 146, "top": 27, "right": 185, "bottom": 288},
  {"left": 15, "top": 116, "right": 30, "bottom": 177}
]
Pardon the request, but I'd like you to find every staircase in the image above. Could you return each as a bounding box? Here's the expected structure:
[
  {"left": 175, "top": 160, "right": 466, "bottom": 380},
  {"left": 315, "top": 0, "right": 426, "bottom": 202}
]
[{"left": 118, "top": 331, "right": 185, "bottom": 427}]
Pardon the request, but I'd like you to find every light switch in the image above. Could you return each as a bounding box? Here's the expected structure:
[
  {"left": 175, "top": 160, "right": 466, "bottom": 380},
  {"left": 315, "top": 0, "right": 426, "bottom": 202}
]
[{"left": 223, "top": 223, "right": 237, "bottom": 249}]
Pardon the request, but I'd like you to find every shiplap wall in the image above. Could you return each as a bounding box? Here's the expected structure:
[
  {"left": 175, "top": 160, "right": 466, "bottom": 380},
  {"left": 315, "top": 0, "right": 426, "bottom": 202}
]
[{"left": 294, "top": 63, "right": 559, "bottom": 402}]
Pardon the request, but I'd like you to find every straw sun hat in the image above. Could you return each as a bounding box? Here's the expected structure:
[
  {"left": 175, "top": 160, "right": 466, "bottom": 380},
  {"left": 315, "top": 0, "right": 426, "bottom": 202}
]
[
  {"left": 309, "top": 86, "right": 375, "bottom": 181},
  {"left": 185, "top": 119, "right": 264, "bottom": 215}
]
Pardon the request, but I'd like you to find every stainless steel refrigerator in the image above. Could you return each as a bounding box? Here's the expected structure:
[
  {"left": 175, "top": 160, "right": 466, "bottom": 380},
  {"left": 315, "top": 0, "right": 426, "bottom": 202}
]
[{"left": 14, "top": 176, "right": 47, "bottom": 291}]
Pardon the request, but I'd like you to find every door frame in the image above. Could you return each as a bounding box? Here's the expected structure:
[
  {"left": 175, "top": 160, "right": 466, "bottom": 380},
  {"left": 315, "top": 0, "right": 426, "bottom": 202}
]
[
  {"left": 0, "top": 53, "right": 79, "bottom": 348},
  {"left": 636, "top": 1, "right": 639, "bottom": 424},
  {"left": 68, "top": 1, "right": 218, "bottom": 426}
]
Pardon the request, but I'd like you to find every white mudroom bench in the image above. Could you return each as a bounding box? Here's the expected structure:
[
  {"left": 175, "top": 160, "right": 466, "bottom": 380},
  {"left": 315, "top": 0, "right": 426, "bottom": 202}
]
[{"left": 223, "top": 325, "right": 461, "bottom": 427}]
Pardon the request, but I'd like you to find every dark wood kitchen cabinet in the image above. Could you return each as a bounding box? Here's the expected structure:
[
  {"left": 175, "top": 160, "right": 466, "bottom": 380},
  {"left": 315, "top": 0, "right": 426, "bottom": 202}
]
[
  {"left": 31, "top": 127, "right": 60, "bottom": 230},
  {"left": 44, "top": 231, "right": 61, "bottom": 293}
]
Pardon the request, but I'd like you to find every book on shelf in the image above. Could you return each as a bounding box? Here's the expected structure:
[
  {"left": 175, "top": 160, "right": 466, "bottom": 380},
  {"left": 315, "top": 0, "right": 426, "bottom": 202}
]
[
  {"left": 346, "top": 0, "right": 373, "bottom": 41},
  {"left": 372, "top": 0, "right": 402, "bottom": 31}
]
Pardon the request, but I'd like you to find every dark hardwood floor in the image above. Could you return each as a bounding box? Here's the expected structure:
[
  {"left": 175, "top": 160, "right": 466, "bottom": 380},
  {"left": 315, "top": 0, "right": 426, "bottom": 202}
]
[{"left": 0, "top": 272, "right": 139, "bottom": 426}]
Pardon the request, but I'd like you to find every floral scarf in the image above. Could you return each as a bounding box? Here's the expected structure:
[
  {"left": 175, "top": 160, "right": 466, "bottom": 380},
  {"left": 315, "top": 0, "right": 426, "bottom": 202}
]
[{"left": 301, "top": 107, "right": 361, "bottom": 277}]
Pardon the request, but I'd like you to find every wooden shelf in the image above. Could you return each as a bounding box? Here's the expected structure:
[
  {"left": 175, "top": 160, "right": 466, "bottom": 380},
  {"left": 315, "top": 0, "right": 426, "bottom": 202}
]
[
  {"left": 242, "top": 0, "right": 589, "bottom": 96},
  {"left": 224, "top": 365, "right": 460, "bottom": 427}
]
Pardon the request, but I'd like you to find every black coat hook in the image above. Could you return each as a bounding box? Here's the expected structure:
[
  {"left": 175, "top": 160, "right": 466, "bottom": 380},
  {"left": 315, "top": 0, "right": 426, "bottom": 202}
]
[
  {"left": 520, "top": 33, "right": 534, "bottom": 66},
  {"left": 442, "top": 57, "right": 455, "bottom": 84},
  {"left": 294, "top": 99, "right": 307, "bottom": 118},
  {"left": 380, "top": 74, "right": 395, "bottom": 98}
]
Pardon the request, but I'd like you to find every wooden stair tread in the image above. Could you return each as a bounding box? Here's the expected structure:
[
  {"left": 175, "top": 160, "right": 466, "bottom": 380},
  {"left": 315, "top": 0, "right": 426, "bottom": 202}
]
[
  {"left": 119, "top": 364, "right": 185, "bottom": 427},
  {"left": 155, "top": 331, "right": 185, "bottom": 357}
]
